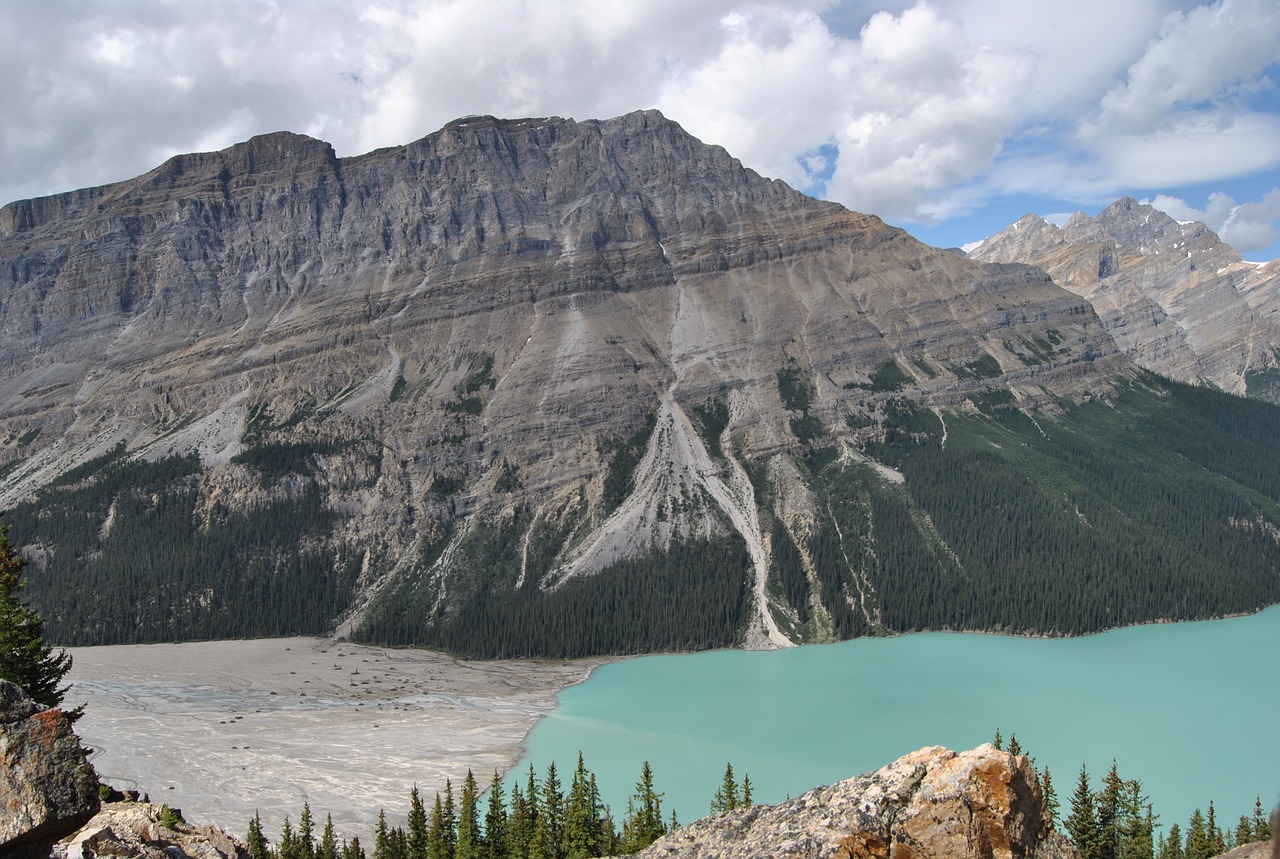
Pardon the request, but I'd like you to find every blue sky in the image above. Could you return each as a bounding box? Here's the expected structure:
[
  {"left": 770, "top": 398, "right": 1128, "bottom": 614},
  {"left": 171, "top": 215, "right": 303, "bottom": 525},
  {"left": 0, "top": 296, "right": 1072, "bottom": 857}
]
[{"left": 2, "top": 0, "right": 1278, "bottom": 260}]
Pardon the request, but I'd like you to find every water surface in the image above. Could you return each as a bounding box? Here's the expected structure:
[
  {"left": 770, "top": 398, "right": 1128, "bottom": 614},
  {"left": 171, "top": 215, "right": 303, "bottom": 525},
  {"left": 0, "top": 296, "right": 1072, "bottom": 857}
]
[{"left": 519, "top": 607, "right": 1280, "bottom": 831}]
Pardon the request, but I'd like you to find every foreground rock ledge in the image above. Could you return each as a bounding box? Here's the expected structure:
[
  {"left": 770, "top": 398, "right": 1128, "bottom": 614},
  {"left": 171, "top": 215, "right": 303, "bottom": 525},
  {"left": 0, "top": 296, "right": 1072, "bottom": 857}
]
[
  {"left": 635, "top": 744, "right": 1077, "bottom": 859},
  {"left": 0, "top": 681, "right": 100, "bottom": 858}
]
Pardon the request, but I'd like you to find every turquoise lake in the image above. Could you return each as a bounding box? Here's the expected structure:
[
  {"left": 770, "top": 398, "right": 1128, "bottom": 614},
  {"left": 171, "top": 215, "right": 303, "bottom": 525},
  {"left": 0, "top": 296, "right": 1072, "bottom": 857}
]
[{"left": 517, "top": 605, "right": 1280, "bottom": 832}]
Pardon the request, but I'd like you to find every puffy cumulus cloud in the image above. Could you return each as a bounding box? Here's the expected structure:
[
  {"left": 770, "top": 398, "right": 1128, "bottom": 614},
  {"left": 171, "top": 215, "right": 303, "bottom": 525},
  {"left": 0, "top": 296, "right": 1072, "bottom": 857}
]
[
  {"left": 1151, "top": 188, "right": 1280, "bottom": 253},
  {"left": 660, "top": 3, "right": 1035, "bottom": 223},
  {"left": 1075, "top": 0, "right": 1280, "bottom": 187}
]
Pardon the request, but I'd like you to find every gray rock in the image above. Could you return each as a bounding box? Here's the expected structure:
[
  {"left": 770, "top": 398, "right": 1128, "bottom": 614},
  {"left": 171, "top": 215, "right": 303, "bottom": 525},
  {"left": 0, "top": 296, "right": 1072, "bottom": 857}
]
[
  {"left": 633, "top": 744, "right": 1075, "bottom": 859},
  {"left": 0, "top": 680, "right": 101, "bottom": 857}
]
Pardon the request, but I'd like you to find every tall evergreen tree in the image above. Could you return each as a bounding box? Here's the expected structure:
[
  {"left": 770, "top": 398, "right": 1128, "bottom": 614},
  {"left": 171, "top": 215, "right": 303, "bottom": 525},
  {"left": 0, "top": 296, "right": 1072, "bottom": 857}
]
[
  {"left": 247, "top": 811, "right": 271, "bottom": 859},
  {"left": 300, "top": 802, "right": 317, "bottom": 859},
  {"left": 344, "top": 835, "right": 367, "bottom": 859},
  {"left": 1043, "top": 767, "right": 1060, "bottom": 824},
  {"left": 1067, "top": 764, "right": 1100, "bottom": 859},
  {"left": 620, "top": 761, "right": 665, "bottom": 854},
  {"left": 504, "top": 781, "right": 533, "bottom": 859},
  {"left": 711, "top": 763, "right": 740, "bottom": 814},
  {"left": 483, "top": 770, "right": 508, "bottom": 859},
  {"left": 536, "top": 761, "right": 565, "bottom": 859},
  {"left": 1184, "top": 809, "right": 1212, "bottom": 859},
  {"left": 408, "top": 786, "right": 428, "bottom": 859},
  {"left": 457, "top": 770, "right": 481, "bottom": 859},
  {"left": 562, "top": 754, "right": 599, "bottom": 859},
  {"left": 1251, "top": 797, "right": 1272, "bottom": 841},
  {"left": 1158, "top": 824, "right": 1183, "bottom": 859},
  {"left": 320, "top": 814, "right": 339, "bottom": 859},
  {"left": 0, "top": 525, "right": 76, "bottom": 716},
  {"left": 428, "top": 793, "right": 452, "bottom": 859},
  {"left": 375, "top": 810, "right": 392, "bottom": 859},
  {"left": 281, "top": 816, "right": 303, "bottom": 859},
  {"left": 741, "top": 774, "right": 753, "bottom": 808}
]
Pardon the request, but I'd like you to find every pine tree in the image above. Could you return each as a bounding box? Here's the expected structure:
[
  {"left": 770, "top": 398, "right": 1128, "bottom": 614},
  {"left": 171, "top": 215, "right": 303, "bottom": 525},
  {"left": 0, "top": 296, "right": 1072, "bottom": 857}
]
[
  {"left": 457, "top": 770, "right": 481, "bottom": 859},
  {"left": 344, "top": 835, "right": 367, "bottom": 859},
  {"left": 483, "top": 770, "right": 508, "bottom": 859},
  {"left": 1158, "top": 824, "right": 1183, "bottom": 859},
  {"left": 281, "top": 816, "right": 303, "bottom": 859},
  {"left": 375, "top": 810, "right": 392, "bottom": 859},
  {"left": 1067, "top": 764, "right": 1100, "bottom": 859},
  {"left": 247, "top": 811, "right": 271, "bottom": 859},
  {"left": 711, "top": 763, "right": 739, "bottom": 814},
  {"left": 1207, "top": 802, "right": 1225, "bottom": 857},
  {"left": 300, "top": 802, "right": 317, "bottom": 859},
  {"left": 428, "top": 793, "right": 452, "bottom": 859},
  {"left": 504, "top": 781, "right": 532, "bottom": 859},
  {"left": 1097, "top": 762, "right": 1123, "bottom": 859},
  {"left": 537, "top": 761, "right": 564, "bottom": 859},
  {"left": 993, "top": 727, "right": 1004, "bottom": 750},
  {"left": 562, "top": 753, "right": 599, "bottom": 859},
  {"left": 740, "top": 774, "right": 753, "bottom": 808},
  {"left": 1007, "top": 734, "right": 1023, "bottom": 756},
  {"left": 620, "top": 761, "right": 665, "bottom": 854},
  {"left": 1251, "top": 797, "right": 1272, "bottom": 841},
  {"left": 320, "top": 814, "right": 339, "bottom": 859},
  {"left": 0, "top": 525, "right": 76, "bottom": 716},
  {"left": 1043, "top": 768, "right": 1060, "bottom": 824},
  {"left": 1184, "top": 808, "right": 1212, "bottom": 859},
  {"left": 408, "top": 786, "right": 428, "bottom": 859}
]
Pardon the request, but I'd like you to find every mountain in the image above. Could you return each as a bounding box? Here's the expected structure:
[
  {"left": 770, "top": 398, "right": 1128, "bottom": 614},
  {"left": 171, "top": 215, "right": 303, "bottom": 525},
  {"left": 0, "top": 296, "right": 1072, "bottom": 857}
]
[
  {"left": 2, "top": 112, "right": 1279, "bottom": 654},
  {"left": 968, "top": 198, "right": 1280, "bottom": 402}
]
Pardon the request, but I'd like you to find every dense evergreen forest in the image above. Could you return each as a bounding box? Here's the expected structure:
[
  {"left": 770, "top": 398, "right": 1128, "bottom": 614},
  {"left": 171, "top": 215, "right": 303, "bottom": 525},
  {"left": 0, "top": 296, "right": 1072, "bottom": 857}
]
[
  {"left": 2, "top": 449, "right": 361, "bottom": 645},
  {"left": 227, "top": 741, "right": 1273, "bottom": 859},
  {"left": 3, "top": 371, "right": 1279, "bottom": 651}
]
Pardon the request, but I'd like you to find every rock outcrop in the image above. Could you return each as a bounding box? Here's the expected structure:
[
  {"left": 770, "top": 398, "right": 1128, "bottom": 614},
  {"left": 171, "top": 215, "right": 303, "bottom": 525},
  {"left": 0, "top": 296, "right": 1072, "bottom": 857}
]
[
  {"left": 0, "top": 681, "right": 100, "bottom": 858},
  {"left": 636, "top": 744, "right": 1075, "bottom": 859},
  {"left": 53, "top": 802, "right": 245, "bottom": 859},
  {"left": 968, "top": 198, "right": 1280, "bottom": 402}
]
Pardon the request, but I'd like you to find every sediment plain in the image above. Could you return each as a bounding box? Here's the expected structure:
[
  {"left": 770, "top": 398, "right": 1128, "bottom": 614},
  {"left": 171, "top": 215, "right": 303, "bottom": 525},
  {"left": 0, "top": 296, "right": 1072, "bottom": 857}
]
[{"left": 64, "top": 637, "right": 604, "bottom": 842}]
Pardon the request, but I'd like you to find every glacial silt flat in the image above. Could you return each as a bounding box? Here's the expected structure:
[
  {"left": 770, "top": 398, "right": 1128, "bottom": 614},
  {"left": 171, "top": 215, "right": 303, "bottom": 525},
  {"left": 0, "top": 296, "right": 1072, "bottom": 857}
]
[{"left": 65, "top": 638, "right": 603, "bottom": 841}]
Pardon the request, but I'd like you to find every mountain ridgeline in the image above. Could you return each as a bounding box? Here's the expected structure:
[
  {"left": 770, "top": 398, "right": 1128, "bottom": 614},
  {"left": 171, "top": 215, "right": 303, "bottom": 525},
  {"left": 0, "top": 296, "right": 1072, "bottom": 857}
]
[{"left": 1, "top": 111, "right": 1278, "bottom": 654}]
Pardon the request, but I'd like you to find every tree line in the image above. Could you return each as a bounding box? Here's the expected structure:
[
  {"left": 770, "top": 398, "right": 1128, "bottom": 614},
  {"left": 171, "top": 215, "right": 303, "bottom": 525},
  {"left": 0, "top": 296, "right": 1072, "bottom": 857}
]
[{"left": 243, "top": 755, "right": 756, "bottom": 859}]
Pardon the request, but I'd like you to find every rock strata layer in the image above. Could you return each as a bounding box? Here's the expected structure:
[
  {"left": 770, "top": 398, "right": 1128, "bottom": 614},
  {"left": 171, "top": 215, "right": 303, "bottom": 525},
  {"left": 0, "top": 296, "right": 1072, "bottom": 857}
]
[
  {"left": 635, "top": 744, "right": 1075, "bottom": 859},
  {"left": 969, "top": 198, "right": 1280, "bottom": 401},
  {"left": 0, "top": 680, "right": 100, "bottom": 857}
]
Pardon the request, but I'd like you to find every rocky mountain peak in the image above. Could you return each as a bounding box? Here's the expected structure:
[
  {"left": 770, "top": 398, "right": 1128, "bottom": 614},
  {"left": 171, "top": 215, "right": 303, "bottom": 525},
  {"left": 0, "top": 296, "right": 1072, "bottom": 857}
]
[{"left": 970, "top": 197, "right": 1280, "bottom": 399}]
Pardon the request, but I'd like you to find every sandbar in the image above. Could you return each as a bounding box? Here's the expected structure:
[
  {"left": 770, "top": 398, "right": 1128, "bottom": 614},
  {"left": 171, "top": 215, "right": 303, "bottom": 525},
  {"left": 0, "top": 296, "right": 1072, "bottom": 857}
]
[{"left": 65, "top": 637, "right": 604, "bottom": 843}]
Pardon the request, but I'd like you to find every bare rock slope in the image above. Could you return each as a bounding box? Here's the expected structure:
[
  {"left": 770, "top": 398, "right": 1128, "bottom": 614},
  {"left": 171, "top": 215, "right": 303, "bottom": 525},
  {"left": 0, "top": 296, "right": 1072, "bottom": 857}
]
[
  {"left": 969, "top": 198, "right": 1280, "bottom": 401},
  {"left": 635, "top": 744, "right": 1076, "bottom": 859}
]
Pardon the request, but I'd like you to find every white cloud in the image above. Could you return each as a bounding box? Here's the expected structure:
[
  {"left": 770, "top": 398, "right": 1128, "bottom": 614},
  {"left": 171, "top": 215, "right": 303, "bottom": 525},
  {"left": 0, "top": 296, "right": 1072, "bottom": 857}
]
[{"left": 1150, "top": 187, "right": 1280, "bottom": 252}]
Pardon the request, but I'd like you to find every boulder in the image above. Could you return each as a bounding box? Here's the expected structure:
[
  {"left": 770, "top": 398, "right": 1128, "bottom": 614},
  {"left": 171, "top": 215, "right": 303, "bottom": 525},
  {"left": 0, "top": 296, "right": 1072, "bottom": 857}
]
[
  {"left": 637, "top": 743, "right": 1075, "bottom": 859},
  {"left": 0, "top": 680, "right": 101, "bottom": 857},
  {"left": 53, "top": 802, "right": 246, "bottom": 859}
]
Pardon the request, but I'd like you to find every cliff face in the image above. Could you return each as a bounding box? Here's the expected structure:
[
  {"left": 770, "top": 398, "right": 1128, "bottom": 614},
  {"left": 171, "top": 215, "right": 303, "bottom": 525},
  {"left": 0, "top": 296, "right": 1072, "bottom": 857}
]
[
  {"left": 3, "top": 113, "right": 1278, "bottom": 653},
  {"left": 968, "top": 199, "right": 1280, "bottom": 402}
]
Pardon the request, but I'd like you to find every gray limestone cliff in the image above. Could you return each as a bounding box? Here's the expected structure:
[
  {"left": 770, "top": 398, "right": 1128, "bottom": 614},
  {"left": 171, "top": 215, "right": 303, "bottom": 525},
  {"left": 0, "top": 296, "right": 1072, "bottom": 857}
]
[{"left": 968, "top": 198, "right": 1280, "bottom": 402}]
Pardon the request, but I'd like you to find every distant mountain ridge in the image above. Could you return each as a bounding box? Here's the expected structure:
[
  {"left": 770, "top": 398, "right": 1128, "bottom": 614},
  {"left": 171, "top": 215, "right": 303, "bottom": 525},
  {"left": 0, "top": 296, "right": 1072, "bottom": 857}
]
[
  {"left": 1, "top": 113, "right": 1278, "bottom": 653},
  {"left": 968, "top": 198, "right": 1280, "bottom": 402}
]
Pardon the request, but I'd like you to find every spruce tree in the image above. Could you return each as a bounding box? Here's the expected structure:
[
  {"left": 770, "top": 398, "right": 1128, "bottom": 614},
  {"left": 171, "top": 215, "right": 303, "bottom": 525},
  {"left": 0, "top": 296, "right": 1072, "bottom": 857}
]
[
  {"left": 537, "top": 761, "right": 564, "bottom": 859},
  {"left": 741, "top": 774, "right": 753, "bottom": 808},
  {"left": 0, "top": 525, "right": 76, "bottom": 715},
  {"left": 504, "top": 781, "right": 532, "bottom": 859},
  {"left": 1097, "top": 762, "right": 1123, "bottom": 859},
  {"left": 1184, "top": 809, "right": 1212, "bottom": 859},
  {"left": 408, "top": 786, "right": 428, "bottom": 859},
  {"left": 300, "top": 802, "right": 317, "bottom": 859},
  {"left": 321, "top": 814, "right": 339, "bottom": 859},
  {"left": 1043, "top": 767, "right": 1060, "bottom": 824},
  {"left": 457, "top": 770, "right": 481, "bottom": 859},
  {"left": 1158, "top": 824, "right": 1183, "bottom": 859},
  {"left": 1008, "top": 734, "right": 1023, "bottom": 757},
  {"left": 483, "top": 770, "right": 508, "bottom": 859},
  {"left": 1251, "top": 797, "right": 1272, "bottom": 840},
  {"left": 428, "top": 793, "right": 452, "bottom": 859},
  {"left": 1067, "top": 764, "right": 1100, "bottom": 859},
  {"left": 711, "top": 763, "right": 739, "bottom": 814},
  {"left": 562, "top": 754, "right": 598, "bottom": 859},
  {"left": 620, "top": 761, "right": 665, "bottom": 854},
  {"left": 247, "top": 811, "right": 271, "bottom": 859},
  {"left": 375, "top": 810, "right": 391, "bottom": 859}
]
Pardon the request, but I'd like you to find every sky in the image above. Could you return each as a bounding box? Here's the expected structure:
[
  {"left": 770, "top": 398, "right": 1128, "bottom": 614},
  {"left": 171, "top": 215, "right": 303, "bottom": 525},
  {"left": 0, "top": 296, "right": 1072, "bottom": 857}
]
[{"left": 2, "top": 0, "right": 1279, "bottom": 260}]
